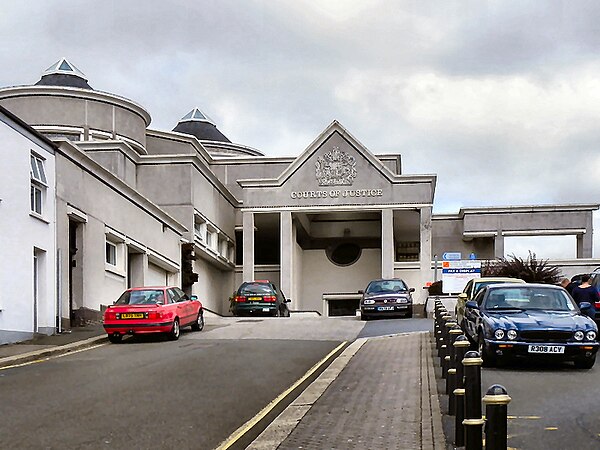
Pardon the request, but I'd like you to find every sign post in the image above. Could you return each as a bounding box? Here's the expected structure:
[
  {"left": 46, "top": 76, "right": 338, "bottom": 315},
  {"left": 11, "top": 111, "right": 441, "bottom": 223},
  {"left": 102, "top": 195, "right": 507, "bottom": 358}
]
[
  {"left": 442, "top": 260, "right": 482, "bottom": 294},
  {"left": 443, "top": 252, "right": 462, "bottom": 261}
]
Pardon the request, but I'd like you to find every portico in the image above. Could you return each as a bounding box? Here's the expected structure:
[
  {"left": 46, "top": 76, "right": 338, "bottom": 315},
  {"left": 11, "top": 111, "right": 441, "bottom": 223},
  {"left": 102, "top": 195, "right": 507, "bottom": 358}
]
[{"left": 234, "top": 121, "right": 436, "bottom": 314}]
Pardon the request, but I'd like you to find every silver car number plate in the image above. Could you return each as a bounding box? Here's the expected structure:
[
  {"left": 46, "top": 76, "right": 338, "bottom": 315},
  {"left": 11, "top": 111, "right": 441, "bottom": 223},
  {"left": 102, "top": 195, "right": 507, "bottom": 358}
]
[{"left": 528, "top": 345, "right": 565, "bottom": 354}]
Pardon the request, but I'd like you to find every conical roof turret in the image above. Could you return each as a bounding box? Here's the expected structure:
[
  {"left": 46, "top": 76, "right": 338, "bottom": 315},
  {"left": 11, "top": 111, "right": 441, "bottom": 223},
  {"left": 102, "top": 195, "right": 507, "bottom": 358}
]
[
  {"left": 172, "top": 108, "right": 231, "bottom": 143},
  {"left": 35, "top": 58, "right": 93, "bottom": 89}
]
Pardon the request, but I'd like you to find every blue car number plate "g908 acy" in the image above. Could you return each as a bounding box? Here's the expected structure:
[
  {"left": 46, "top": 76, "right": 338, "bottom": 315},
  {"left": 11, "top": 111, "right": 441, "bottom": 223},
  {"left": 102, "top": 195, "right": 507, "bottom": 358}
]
[
  {"left": 528, "top": 345, "right": 565, "bottom": 354},
  {"left": 378, "top": 306, "right": 394, "bottom": 311}
]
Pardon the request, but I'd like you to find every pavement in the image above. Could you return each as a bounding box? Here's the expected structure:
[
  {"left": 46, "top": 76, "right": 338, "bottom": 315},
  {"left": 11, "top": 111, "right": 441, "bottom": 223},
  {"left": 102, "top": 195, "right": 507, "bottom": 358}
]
[{"left": 0, "top": 320, "right": 446, "bottom": 450}]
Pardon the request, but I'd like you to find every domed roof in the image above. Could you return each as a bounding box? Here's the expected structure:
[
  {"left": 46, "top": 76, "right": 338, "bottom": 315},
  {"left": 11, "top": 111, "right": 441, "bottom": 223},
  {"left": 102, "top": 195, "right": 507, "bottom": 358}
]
[
  {"left": 35, "top": 58, "right": 93, "bottom": 90},
  {"left": 172, "top": 108, "right": 231, "bottom": 143}
]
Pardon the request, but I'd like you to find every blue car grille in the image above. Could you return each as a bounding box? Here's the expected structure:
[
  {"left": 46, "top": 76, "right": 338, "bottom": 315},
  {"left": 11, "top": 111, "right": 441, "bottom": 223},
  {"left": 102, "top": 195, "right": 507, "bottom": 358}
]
[{"left": 519, "top": 330, "right": 572, "bottom": 342}]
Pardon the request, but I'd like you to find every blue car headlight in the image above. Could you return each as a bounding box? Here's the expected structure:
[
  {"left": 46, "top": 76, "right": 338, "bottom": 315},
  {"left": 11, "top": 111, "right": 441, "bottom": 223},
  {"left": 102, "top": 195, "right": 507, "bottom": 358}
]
[
  {"left": 574, "top": 331, "right": 584, "bottom": 341},
  {"left": 507, "top": 330, "right": 518, "bottom": 340},
  {"left": 586, "top": 331, "right": 597, "bottom": 341},
  {"left": 363, "top": 299, "right": 375, "bottom": 305},
  {"left": 494, "top": 329, "right": 505, "bottom": 340}
]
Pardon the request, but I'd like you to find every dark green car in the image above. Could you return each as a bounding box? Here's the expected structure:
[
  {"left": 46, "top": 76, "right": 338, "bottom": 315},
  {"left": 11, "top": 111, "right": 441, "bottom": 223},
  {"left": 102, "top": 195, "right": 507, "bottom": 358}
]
[{"left": 230, "top": 280, "right": 291, "bottom": 317}]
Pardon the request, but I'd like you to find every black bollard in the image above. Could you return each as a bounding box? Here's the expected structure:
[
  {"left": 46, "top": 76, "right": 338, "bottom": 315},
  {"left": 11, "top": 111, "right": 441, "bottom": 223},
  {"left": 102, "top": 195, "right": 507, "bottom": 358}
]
[
  {"left": 463, "top": 350, "right": 484, "bottom": 450},
  {"left": 434, "top": 313, "right": 442, "bottom": 350},
  {"left": 453, "top": 335, "right": 470, "bottom": 446},
  {"left": 442, "top": 320, "right": 457, "bottom": 375},
  {"left": 483, "top": 384, "right": 511, "bottom": 450},
  {"left": 440, "top": 318, "right": 455, "bottom": 377},
  {"left": 446, "top": 327, "right": 463, "bottom": 413},
  {"left": 438, "top": 314, "right": 451, "bottom": 358}
]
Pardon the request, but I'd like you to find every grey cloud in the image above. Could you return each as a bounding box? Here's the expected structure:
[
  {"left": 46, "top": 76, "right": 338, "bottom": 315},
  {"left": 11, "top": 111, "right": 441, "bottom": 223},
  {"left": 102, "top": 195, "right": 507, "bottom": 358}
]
[{"left": 1, "top": 0, "right": 600, "bottom": 239}]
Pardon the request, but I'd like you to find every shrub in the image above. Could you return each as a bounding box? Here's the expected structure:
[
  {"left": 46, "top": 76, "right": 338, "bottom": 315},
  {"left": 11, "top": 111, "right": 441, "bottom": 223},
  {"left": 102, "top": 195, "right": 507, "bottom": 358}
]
[{"left": 482, "top": 251, "right": 562, "bottom": 284}]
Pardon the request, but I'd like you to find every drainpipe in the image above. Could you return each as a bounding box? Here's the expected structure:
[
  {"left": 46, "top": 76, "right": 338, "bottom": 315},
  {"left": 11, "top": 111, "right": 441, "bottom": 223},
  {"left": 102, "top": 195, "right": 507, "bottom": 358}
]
[{"left": 56, "top": 248, "right": 62, "bottom": 333}]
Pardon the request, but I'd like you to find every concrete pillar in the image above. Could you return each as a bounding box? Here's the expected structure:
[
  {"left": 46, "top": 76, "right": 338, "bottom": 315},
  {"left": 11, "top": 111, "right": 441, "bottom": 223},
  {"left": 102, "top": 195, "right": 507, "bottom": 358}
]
[
  {"left": 420, "top": 207, "right": 433, "bottom": 297},
  {"left": 494, "top": 232, "right": 504, "bottom": 258},
  {"left": 280, "top": 211, "right": 293, "bottom": 299},
  {"left": 243, "top": 211, "right": 254, "bottom": 282},
  {"left": 577, "top": 214, "right": 593, "bottom": 258},
  {"left": 129, "top": 252, "right": 147, "bottom": 287},
  {"left": 381, "top": 209, "right": 394, "bottom": 278}
]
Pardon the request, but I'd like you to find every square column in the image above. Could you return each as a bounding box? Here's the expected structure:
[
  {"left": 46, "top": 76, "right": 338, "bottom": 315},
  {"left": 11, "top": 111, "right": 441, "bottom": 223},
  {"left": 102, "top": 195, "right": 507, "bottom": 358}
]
[
  {"left": 494, "top": 232, "right": 504, "bottom": 258},
  {"left": 280, "top": 211, "right": 293, "bottom": 300},
  {"left": 243, "top": 211, "right": 254, "bottom": 282},
  {"left": 577, "top": 233, "right": 593, "bottom": 258},
  {"left": 381, "top": 209, "right": 394, "bottom": 278},
  {"left": 577, "top": 215, "right": 593, "bottom": 258},
  {"left": 419, "top": 207, "right": 433, "bottom": 292}
]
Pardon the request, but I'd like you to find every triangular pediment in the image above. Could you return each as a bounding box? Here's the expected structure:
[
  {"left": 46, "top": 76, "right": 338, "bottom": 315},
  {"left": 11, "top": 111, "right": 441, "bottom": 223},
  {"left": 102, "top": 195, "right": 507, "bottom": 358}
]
[
  {"left": 239, "top": 120, "right": 401, "bottom": 188},
  {"left": 237, "top": 121, "right": 436, "bottom": 207}
]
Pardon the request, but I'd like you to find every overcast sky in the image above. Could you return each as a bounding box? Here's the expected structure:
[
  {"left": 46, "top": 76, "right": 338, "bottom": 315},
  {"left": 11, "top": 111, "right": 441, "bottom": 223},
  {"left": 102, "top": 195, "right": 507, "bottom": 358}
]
[{"left": 2, "top": 1, "right": 600, "bottom": 259}]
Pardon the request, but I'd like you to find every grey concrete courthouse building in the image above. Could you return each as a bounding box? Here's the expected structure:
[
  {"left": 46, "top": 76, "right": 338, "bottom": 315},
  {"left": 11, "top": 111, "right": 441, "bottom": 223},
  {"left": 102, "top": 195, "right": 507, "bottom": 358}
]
[{"left": 1, "top": 59, "right": 597, "bottom": 341}]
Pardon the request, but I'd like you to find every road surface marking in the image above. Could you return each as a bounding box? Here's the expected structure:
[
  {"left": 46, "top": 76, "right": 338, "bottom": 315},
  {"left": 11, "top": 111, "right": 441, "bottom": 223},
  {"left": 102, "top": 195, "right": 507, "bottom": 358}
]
[
  {"left": 0, "top": 343, "right": 107, "bottom": 371},
  {"left": 215, "top": 341, "right": 347, "bottom": 450}
]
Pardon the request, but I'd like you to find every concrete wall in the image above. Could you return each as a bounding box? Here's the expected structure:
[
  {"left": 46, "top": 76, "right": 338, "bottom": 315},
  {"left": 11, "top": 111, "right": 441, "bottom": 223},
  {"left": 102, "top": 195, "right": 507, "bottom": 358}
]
[
  {"left": 0, "top": 90, "right": 149, "bottom": 152},
  {"left": 0, "top": 116, "right": 56, "bottom": 344},
  {"left": 432, "top": 217, "right": 494, "bottom": 259},
  {"left": 146, "top": 134, "right": 197, "bottom": 156},
  {"left": 463, "top": 209, "right": 592, "bottom": 233},
  {"left": 301, "top": 248, "right": 381, "bottom": 313},
  {"left": 55, "top": 143, "right": 183, "bottom": 317},
  {"left": 393, "top": 265, "right": 425, "bottom": 304},
  {"left": 214, "top": 160, "right": 294, "bottom": 199},
  {"left": 86, "top": 149, "right": 137, "bottom": 188},
  {"left": 194, "top": 261, "right": 235, "bottom": 315}
]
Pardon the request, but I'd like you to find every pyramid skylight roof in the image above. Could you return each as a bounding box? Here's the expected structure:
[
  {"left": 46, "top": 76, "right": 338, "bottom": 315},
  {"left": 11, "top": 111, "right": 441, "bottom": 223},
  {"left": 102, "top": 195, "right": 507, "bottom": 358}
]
[
  {"left": 42, "top": 58, "right": 88, "bottom": 81},
  {"left": 179, "top": 108, "right": 215, "bottom": 125}
]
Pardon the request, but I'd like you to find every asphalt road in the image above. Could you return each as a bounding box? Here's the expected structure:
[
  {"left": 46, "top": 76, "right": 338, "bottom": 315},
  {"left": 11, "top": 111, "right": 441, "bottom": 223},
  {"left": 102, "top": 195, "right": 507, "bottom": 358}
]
[
  {"left": 0, "top": 318, "right": 347, "bottom": 450},
  {"left": 0, "top": 314, "right": 434, "bottom": 449},
  {"left": 358, "top": 317, "right": 433, "bottom": 337},
  {"left": 482, "top": 359, "right": 600, "bottom": 450}
]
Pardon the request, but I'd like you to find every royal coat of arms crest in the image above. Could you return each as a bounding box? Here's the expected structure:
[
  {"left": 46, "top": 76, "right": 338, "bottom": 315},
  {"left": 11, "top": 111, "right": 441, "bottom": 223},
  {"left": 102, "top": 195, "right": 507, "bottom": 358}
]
[{"left": 315, "top": 147, "right": 357, "bottom": 186}]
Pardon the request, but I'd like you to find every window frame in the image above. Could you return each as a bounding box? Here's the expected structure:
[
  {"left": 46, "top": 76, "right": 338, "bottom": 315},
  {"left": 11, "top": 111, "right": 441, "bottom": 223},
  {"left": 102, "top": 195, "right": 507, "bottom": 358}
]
[
  {"left": 30, "top": 152, "right": 48, "bottom": 216},
  {"left": 105, "top": 241, "right": 117, "bottom": 266}
]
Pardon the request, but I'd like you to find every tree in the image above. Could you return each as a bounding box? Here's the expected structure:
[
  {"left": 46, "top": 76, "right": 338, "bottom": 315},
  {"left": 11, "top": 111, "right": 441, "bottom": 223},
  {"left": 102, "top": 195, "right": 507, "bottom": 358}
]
[{"left": 482, "top": 251, "right": 562, "bottom": 284}]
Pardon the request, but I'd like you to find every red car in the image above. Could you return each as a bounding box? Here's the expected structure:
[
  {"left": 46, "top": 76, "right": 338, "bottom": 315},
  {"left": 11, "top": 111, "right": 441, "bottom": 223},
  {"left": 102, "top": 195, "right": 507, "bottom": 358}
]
[{"left": 103, "top": 286, "right": 204, "bottom": 343}]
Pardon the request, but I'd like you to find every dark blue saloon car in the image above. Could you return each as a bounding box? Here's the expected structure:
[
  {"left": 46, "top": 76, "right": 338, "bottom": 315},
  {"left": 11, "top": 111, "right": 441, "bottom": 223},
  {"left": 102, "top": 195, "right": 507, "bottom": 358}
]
[{"left": 463, "top": 283, "right": 599, "bottom": 369}]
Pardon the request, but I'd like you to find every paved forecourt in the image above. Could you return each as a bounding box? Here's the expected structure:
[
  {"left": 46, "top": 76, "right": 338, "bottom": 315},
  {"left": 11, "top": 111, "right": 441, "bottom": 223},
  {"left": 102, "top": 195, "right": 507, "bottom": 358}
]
[{"left": 248, "top": 331, "right": 444, "bottom": 450}]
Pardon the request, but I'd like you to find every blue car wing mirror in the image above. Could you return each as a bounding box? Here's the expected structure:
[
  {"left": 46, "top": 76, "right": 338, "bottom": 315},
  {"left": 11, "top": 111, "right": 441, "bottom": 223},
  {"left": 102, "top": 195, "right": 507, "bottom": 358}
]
[{"left": 465, "top": 300, "right": 479, "bottom": 310}]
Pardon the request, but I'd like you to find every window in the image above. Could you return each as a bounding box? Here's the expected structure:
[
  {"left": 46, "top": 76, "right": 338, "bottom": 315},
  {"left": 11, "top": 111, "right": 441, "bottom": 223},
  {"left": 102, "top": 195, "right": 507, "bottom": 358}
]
[
  {"left": 30, "top": 153, "right": 47, "bottom": 215},
  {"left": 218, "top": 235, "right": 228, "bottom": 258},
  {"left": 30, "top": 154, "right": 47, "bottom": 184},
  {"left": 395, "top": 241, "right": 420, "bottom": 262},
  {"left": 194, "top": 217, "right": 207, "bottom": 243},
  {"left": 106, "top": 241, "right": 117, "bottom": 266},
  {"left": 327, "top": 243, "right": 362, "bottom": 266},
  {"left": 174, "top": 287, "right": 187, "bottom": 300},
  {"left": 31, "top": 185, "right": 43, "bottom": 214},
  {"left": 228, "top": 242, "right": 235, "bottom": 263},
  {"left": 207, "top": 224, "right": 218, "bottom": 252}
]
